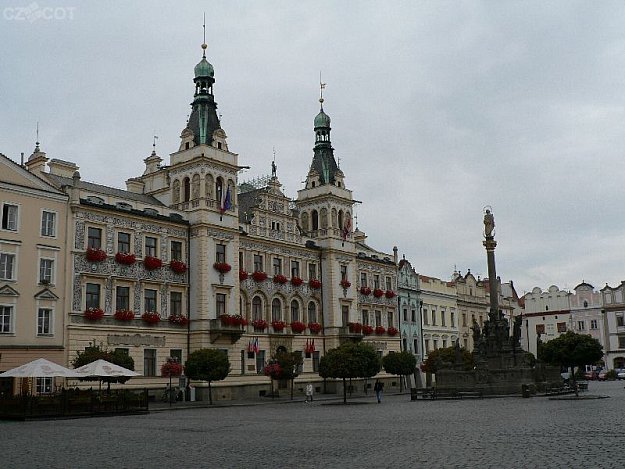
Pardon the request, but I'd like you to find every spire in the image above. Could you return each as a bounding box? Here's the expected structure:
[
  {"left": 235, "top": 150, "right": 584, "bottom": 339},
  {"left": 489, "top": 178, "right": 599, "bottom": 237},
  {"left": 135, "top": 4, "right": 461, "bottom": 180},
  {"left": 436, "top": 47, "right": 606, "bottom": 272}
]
[{"left": 310, "top": 80, "right": 338, "bottom": 185}]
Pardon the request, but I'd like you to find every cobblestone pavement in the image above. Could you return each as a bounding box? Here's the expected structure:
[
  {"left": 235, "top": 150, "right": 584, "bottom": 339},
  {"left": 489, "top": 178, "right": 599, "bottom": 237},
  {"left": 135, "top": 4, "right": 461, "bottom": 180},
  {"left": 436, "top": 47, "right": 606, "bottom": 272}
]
[{"left": 2, "top": 380, "right": 624, "bottom": 469}]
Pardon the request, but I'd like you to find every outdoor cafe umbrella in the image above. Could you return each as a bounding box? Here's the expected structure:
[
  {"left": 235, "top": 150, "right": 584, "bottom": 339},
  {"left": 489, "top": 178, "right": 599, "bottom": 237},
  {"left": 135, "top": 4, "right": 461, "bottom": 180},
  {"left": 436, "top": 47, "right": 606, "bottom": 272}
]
[
  {"left": 73, "top": 359, "right": 139, "bottom": 393},
  {"left": 0, "top": 358, "right": 81, "bottom": 378}
]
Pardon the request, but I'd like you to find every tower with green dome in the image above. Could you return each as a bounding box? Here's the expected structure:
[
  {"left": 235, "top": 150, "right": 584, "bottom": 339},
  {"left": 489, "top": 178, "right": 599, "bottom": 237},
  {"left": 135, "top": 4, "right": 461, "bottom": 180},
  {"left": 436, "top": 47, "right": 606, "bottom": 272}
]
[{"left": 187, "top": 42, "right": 221, "bottom": 147}]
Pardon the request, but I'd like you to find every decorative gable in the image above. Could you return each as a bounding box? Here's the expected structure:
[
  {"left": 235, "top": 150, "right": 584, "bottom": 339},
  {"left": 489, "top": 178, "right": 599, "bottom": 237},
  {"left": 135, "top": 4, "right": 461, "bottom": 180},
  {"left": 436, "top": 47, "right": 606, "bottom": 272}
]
[
  {"left": 0, "top": 284, "right": 19, "bottom": 297},
  {"left": 34, "top": 288, "right": 59, "bottom": 301}
]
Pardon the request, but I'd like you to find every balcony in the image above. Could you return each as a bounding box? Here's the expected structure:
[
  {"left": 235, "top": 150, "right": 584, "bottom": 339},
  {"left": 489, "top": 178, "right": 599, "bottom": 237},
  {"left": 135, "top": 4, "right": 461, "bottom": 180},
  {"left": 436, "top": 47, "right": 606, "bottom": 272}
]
[
  {"left": 338, "top": 325, "right": 363, "bottom": 342},
  {"left": 209, "top": 319, "right": 244, "bottom": 343}
]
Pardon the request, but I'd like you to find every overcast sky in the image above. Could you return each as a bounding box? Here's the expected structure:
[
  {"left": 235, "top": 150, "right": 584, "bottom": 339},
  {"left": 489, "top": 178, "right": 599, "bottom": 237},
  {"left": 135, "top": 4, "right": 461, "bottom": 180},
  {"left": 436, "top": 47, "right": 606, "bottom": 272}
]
[{"left": 2, "top": 1, "right": 625, "bottom": 296}]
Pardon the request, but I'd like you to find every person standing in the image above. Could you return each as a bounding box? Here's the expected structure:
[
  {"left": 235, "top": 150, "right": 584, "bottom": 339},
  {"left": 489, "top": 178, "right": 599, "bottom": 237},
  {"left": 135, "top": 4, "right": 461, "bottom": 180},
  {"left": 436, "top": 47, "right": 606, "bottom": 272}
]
[
  {"left": 374, "top": 380, "right": 384, "bottom": 403},
  {"left": 305, "top": 382, "right": 314, "bottom": 403}
]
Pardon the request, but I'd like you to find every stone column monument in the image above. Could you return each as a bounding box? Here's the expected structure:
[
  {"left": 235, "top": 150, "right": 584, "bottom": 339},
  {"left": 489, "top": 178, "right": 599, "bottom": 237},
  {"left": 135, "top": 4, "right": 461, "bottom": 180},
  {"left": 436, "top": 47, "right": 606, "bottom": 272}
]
[{"left": 483, "top": 207, "right": 498, "bottom": 322}]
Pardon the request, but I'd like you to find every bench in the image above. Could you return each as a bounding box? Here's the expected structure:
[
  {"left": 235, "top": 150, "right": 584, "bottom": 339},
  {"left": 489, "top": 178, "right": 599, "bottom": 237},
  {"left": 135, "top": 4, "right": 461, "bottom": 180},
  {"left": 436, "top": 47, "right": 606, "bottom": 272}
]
[
  {"left": 411, "top": 388, "right": 436, "bottom": 400},
  {"left": 457, "top": 391, "right": 483, "bottom": 399}
]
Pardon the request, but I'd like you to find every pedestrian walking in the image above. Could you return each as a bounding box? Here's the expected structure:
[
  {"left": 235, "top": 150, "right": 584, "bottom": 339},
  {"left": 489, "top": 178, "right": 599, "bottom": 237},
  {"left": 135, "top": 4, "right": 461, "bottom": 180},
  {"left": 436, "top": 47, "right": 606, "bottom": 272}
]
[
  {"left": 305, "top": 382, "right": 314, "bottom": 403},
  {"left": 374, "top": 380, "right": 384, "bottom": 403}
]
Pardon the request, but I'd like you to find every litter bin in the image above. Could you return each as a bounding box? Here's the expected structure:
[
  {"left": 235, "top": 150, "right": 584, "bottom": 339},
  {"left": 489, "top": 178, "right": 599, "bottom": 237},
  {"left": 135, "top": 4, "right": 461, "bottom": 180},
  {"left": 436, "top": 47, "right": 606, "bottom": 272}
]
[
  {"left": 521, "top": 384, "right": 530, "bottom": 398},
  {"left": 189, "top": 385, "right": 196, "bottom": 402}
]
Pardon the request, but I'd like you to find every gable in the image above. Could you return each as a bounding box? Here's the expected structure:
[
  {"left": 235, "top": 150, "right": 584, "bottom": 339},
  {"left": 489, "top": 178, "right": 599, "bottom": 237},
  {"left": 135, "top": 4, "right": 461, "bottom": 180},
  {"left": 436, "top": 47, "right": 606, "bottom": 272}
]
[
  {"left": 34, "top": 288, "right": 59, "bottom": 300},
  {"left": 0, "top": 154, "right": 64, "bottom": 194},
  {"left": 0, "top": 284, "right": 19, "bottom": 297}
]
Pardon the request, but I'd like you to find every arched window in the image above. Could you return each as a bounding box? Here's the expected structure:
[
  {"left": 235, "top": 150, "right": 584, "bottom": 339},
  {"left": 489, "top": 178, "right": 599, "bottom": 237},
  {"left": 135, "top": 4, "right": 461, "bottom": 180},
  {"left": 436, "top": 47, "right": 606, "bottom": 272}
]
[
  {"left": 183, "top": 177, "right": 191, "bottom": 202},
  {"left": 338, "top": 210, "right": 344, "bottom": 230},
  {"left": 216, "top": 177, "right": 223, "bottom": 204},
  {"left": 308, "top": 301, "right": 317, "bottom": 324},
  {"left": 312, "top": 210, "right": 319, "bottom": 231},
  {"left": 192, "top": 174, "right": 200, "bottom": 199},
  {"left": 291, "top": 300, "right": 300, "bottom": 322},
  {"left": 331, "top": 208, "right": 337, "bottom": 228},
  {"left": 205, "top": 174, "right": 214, "bottom": 199},
  {"left": 252, "top": 296, "right": 263, "bottom": 321},
  {"left": 172, "top": 179, "right": 180, "bottom": 204},
  {"left": 301, "top": 212, "right": 309, "bottom": 232},
  {"left": 272, "top": 298, "right": 282, "bottom": 322},
  {"left": 320, "top": 208, "right": 328, "bottom": 229}
]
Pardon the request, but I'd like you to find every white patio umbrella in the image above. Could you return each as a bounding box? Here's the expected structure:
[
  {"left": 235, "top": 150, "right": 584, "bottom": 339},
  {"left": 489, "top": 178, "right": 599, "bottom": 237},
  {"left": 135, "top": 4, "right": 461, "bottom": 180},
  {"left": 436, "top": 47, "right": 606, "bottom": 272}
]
[
  {"left": 0, "top": 358, "right": 81, "bottom": 378},
  {"left": 73, "top": 359, "right": 139, "bottom": 378}
]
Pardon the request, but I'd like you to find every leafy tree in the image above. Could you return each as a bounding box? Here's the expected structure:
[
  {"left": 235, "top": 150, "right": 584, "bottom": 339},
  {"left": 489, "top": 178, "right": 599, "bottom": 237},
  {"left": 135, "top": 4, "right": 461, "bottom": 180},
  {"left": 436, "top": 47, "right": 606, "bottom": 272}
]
[
  {"left": 264, "top": 351, "right": 303, "bottom": 399},
  {"left": 382, "top": 351, "right": 417, "bottom": 391},
  {"left": 185, "top": 349, "right": 231, "bottom": 404},
  {"left": 421, "top": 346, "right": 473, "bottom": 374},
  {"left": 72, "top": 342, "right": 135, "bottom": 390},
  {"left": 538, "top": 331, "right": 603, "bottom": 396},
  {"left": 319, "top": 342, "right": 381, "bottom": 403}
]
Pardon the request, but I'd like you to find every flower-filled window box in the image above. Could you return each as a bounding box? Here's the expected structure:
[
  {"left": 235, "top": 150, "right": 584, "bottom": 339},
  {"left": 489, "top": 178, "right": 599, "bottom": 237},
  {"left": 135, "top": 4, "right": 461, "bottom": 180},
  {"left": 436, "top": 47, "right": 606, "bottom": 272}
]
[
  {"left": 362, "top": 325, "right": 374, "bottom": 335},
  {"left": 143, "top": 256, "right": 163, "bottom": 271},
  {"left": 387, "top": 326, "right": 399, "bottom": 336},
  {"left": 252, "top": 271, "right": 268, "bottom": 282},
  {"left": 213, "top": 262, "right": 231, "bottom": 274},
  {"left": 309, "top": 279, "right": 322, "bottom": 289},
  {"left": 360, "top": 286, "right": 372, "bottom": 296},
  {"left": 114, "top": 310, "right": 135, "bottom": 321},
  {"left": 86, "top": 248, "right": 107, "bottom": 263},
  {"left": 141, "top": 311, "right": 161, "bottom": 324},
  {"left": 220, "top": 314, "right": 244, "bottom": 327},
  {"left": 171, "top": 260, "right": 187, "bottom": 274},
  {"left": 340, "top": 279, "right": 351, "bottom": 289},
  {"left": 290, "top": 321, "right": 306, "bottom": 333},
  {"left": 273, "top": 274, "right": 288, "bottom": 284},
  {"left": 271, "top": 320, "right": 286, "bottom": 332},
  {"left": 291, "top": 276, "right": 303, "bottom": 287},
  {"left": 161, "top": 358, "right": 183, "bottom": 378},
  {"left": 84, "top": 307, "right": 104, "bottom": 320},
  {"left": 239, "top": 270, "right": 249, "bottom": 281},
  {"left": 236, "top": 315, "right": 249, "bottom": 326},
  {"left": 375, "top": 325, "right": 386, "bottom": 335},
  {"left": 373, "top": 288, "right": 384, "bottom": 298},
  {"left": 252, "top": 319, "right": 268, "bottom": 330},
  {"left": 115, "top": 252, "right": 136, "bottom": 265},
  {"left": 168, "top": 314, "right": 189, "bottom": 326},
  {"left": 308, "top": 322, "right": 322, "bottom": 334},
  {"left": 348, "top": 322, "right": 363, "bottom": 334},
  {"left": 385, "top": 290, "right": 396, "bottom": 299}
]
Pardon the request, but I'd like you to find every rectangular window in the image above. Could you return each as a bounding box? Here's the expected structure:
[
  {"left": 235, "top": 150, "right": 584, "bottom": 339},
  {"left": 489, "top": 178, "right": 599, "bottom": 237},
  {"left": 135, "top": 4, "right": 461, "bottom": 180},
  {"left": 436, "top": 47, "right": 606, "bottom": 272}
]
[
  {"left": 618, "top": 336, "right": 625, "bottom": 348},
  {"left": 546, "top": 324, "right": 555, "bottom": 336},
  {"left": 87, "top": 227, "right": 102, "bottom": 249},
  {"left": 362, "top": 309, "right": 369, "bottom": 326},
  {"left": 256, "top": 350, "right": 266, "bottom": 374},
  {"left": 442, "top": 339, "right": 447, "bottom": 349},
  {"left": 340, "top": 265, "right": 348, "bottom": 282},
  {"left": 385, "top": 276, "right": 392, "bottom": 291},
  {"left": 0, "top": 253, "right": 15, "bottom": 280},
  {"left": 36, "top": 377, "right": 53, "bottom": 395},
  {"left": 253, "top": 254, "right": 263, "bottom": 272},
  {"left": 116, "top": 286, "right": 130, "bottom": 311},
  {"left": 273, "top": 257, "right": 282, "bottom": 276},
  {"left": 290, "top": 260, "right": 300, "bottom": 278},
  {"left": 312, "top": 351, "right": 320, "bottom": 373},
  {"left": 536, "top": 324, "right": 545, "bottom": 335},
  {"left": 375, "top": 310, "right": 382, "bottom": 327},
  {"left": 616, "top": 314, "right": 624, "bottom": 327},
  {"left": 557, "top": 322, "right": 567, "bottom": 333},
  {"left": 413, "top": 339, "right": 419, "bottom": 355},
  {"left": 171, "top": 241, "right": 183, "bottom": 261},
  {"left": 1, "top": 204, "right": 18, "bottom": 231},
  {"left": 118, "top": 232, "right": 131, "bottom": 253},
  {"left": 145, "top": 237, "right": 157, "bottom": 257},
  {"left": 360, "top": 272, "right": 368, "bottom": 287},
  {"left": 462, "top": 313, "right": 467, "bottom": 327},
  {"left": 433, "top": 340, "right": 438, "bottom": 350},
  {"left": 431, "top": 310, "right": 436, "bottom": 326},
  {"left": 239, "top": 252, "right": 244, "bottom": 272},
  {"left": 411, "top": 310, "right": 416, "bottom": 323},
  {"left": 424, "top": 339, "right": 430, "bottom": 353},
  {"left": 170, "top": 349, "right": 182, "bottom": 364},
  {"left": 441, "top": 310, "right": 446, "bottom": 327},
  {"left": 403, "top": 309, "right": 407, "bottom": 322},
  {"left": 308, "top": 263, "right": 317, "bottom": 280},
  {"left": 450, "top": 312, "right": 455, "bottom": 327},
  {"left": 144, "top": 289, "right": 157, "bottom": 312},
  {"left": 170, "top": 292, "right": 183, "bottom": 316},
  {"left": 423, "top": 309, "right": 429, "bottom": 325},
  {"left": 387, "top": 312, "right": 393, "bottom": 328},
  {"left": 143, "top": 349, "right": 157, "bottom": 376},
  {"left": 590, "top": 319, "right": 598, "bottom": 330},
  {"left": 341, "top": 305, "right": 349, "bottom": 326},
  {"left": 0, "top": 305, "right": 13, "bottom": 333},
  {"left": 37, "top": 308, "right": 52, "bottom": 335},
  {"left": 39, "top": 258, "right": 54, "bottom": 284},
  {"left": 374, "top": 275, "right": 380, "bottom": 289},
  {"left": 216, "top": 293, "right": 226, "bottom": 316},
  {"left": 216, "top": 243, "right": 226, "bottom": 264},
  {"left": 578, "top": 320, "right": 585, "bottom": 331},
  {"left": 41, "top": 211, "right": 56, "bottom": 237},
  {"left": 86, "top": 283, "right": 101, "bottom": 309}
]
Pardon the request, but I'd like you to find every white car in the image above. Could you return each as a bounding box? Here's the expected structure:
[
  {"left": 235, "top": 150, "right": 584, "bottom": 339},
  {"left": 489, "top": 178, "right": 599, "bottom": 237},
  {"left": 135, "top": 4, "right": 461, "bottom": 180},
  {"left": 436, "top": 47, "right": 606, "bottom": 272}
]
[{"left": 617, "top": 370, "right": 625, "bottom": 380}]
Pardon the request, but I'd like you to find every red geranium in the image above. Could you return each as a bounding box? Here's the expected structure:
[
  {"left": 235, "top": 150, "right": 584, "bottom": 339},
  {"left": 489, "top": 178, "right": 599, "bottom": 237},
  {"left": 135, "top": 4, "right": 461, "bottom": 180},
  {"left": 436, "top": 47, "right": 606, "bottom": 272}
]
[
  {"left": 375, "top": 325, "right": 386, "bottom": 335},
  {"left": 273, "top": 274, "right": 288, "bottom": 284},
  {"left": 387, "top": 326, "right": 399, "bottom": 336},
  {"left": 290, "top": 321, "right": 306, "bottom": 333},
  {"left": 385, "top": 290, "right": 396, "bottom": 299},
  {"left": 239, "top": 270, "right": 249, "bottom": 281},
  {"left": 348, "top": 322, "right": 363, "bottom": 333},
  {"left": 308, "top": 322, "right": 322, "bottom": 334},
  {"left": 373, "top": 288, "right": 384, "bottom": 298},
  {"left": 84, "top": 307, "right": 104, "bottom": 320},
  {"left": 114, "top": 310, "right": 135, "bottom": 321},
  {"left": 309, "top": 279, "right": 321, "bottom": 289},
  {"left": 291, "top": 277, "right": 304, "bottom": 287},
  {"left": 171, "top": 260, "right": 187, "bottom": 274},
  {"left": 252, "top": 319, "right": 268, "bottom": 330},
  {"left": 360, "top": 286, "right": 372, "bottom": 296},
  {"left": 115, "top": 252, "right": 136, "bottom": 265},
  {"left": 252, "top": 271, "right": 268, "bottom": 282},
  {"left": 168, "top": 315, "right": 189, "bottom": 326},
  {"left": 264, "top": 362, "right": 282, "bottom": 380},
  {"left": 213, "top": 262, "right": 231, "bottom": 274},
  {"left": 143, "top": 256, "right": 162, "bottom": 271},
  {"left": 141, "top": 311, "right": 160, "bottom": 324},
  {"left": 340, "top": 279, "right": 351, "bottom": 288},
  {"left": 86, "top": 248, "right": 107, "bottom": 262},
  {"left": 271, "top": 320, "right": 286, "bottom": 332},
  {"left": 362, "top": 325, "right": 374, "bottom": 335},
  {"left": 161, "top": 358, "right": 183, "bottom": 377}
]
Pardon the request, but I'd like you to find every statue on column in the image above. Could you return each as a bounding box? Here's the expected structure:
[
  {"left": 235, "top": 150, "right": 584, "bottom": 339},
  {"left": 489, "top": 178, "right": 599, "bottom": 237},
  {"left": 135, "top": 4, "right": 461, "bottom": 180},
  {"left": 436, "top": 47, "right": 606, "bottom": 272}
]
[{"left": 484, "top": 208, "right": 495, "bottom": 237}]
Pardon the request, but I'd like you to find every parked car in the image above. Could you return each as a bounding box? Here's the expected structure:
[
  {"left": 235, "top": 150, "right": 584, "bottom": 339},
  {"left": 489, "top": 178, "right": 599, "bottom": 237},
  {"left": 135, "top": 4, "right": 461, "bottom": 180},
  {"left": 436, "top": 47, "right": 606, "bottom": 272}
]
[
  {"left": 584, "top": 370, "right": 598, "bottom": 380},
  {"left": 598, "top": 370, "right": 609, "bottom": 381},
  {"left": 617, "top": 370, "right": 625, "bottom": 380}
]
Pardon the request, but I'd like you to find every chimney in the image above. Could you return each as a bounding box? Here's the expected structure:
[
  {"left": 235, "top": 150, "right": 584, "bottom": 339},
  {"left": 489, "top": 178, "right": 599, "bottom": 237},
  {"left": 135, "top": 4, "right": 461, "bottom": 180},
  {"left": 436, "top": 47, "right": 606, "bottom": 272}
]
[
  {"left": 48, "top": 159, "right": 79, "bottom": 178},
  {"left": 126, "top": 177, "right": 145, "bottom": 194}
]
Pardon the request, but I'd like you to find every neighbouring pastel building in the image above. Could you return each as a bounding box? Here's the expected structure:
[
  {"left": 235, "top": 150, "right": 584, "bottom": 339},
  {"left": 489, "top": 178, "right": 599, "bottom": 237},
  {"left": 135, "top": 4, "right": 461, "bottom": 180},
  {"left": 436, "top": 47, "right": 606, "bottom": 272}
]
[
  {"left": 601, "top": 282, "right": 625, "bottom": 370},
  {"left": 569, "top": 282, "right": 605, "bottom": 357},
  {"left": 452, "top": 270, "right": 488, "bottom": 351},
  {"left": 397, "top": 257, "right": 422, "bottom": 365},
  {"left": 521, "top": 285, "right": 571, "bottom": 356}
]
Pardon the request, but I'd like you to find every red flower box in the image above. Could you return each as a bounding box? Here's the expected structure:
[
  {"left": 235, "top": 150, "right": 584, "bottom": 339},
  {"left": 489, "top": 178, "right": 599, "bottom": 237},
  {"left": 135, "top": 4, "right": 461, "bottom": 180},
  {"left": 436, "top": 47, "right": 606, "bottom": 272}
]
[
  {"left": 348, "top": 322, "right": 363, "bottom": 333},
  {"left": 237, "top": 315, "right": 249, "bottom": 326},
  {"left": 308, "top": 322, "right": 322, "bottom": 334},
  {"left": 387, "top": 326, "right": 399, "bottom": 336},
  {"left": 213, "top": 262, "right": 231, "bottom": 274},
  {"left": 239, "top": 270, "right": 249, "bottom": 281},
  {"left": 220, "top": 314, "right": 245, "bottom": 327},
  {"left": 264, "top": 362, "right": 282, "bottom": 380},
  {"left": 115, "top": 252, "right": 136, "bottom": 265},
  {"left": 168, "top": 314, "right": 189, "bottom": 326},
  {"left": 340, "top": 279, "right": 351, "bottom": 288},
  {"left": 373, "top": 288, "right": 384, "bottom": 298},
  {"left": 84, "top": 307, "right": 104, "bottom": 320},
  {"left": 309, "top": 279, "right": 321, "bottom": 289},
  {"left": 114, "top": 310, "right": 135, "bottom": 321},
  {"left": 252, "top": 319, "right": 268, "bottom": 330},
  {"left": 385, "top": 290, "right": 396, "bottom": 299},
  {"left": 362, "top": 325, "right": 374, "bottom": 335},
  {"left": 375, "top": 325, "right": 386, "bottom": 335},
  {"left": 86, "top": 248, "right": 107, "bottom": 262},
  {"left": 171, "top": 260, "right": 187, "bottom": 274},
  {"left": 271, "top": 320, "right": 286, "bottom": 332},
  {"left": 141, "top": 311, "right": 161, "bottom": 324},
  {"left": 273, "top": 274, "right": 288, "bottom": 284},
  {"left": 143, "top": 256, "right": 162, "bottom": 271},
  {"left": 291, "top": 277, "right": 303, "bottom": 287},
  {"left": 360, "top": 286, "right": 372, "bottom": 296},
  {"left": 252, "top": 271, "right": 268, "bottom": 282},
  {"left": 161, "top": 358, "right": 183, "bottom": 377},
  {"left": 290, "top": 321, "right": 306, "bottom": 333}
]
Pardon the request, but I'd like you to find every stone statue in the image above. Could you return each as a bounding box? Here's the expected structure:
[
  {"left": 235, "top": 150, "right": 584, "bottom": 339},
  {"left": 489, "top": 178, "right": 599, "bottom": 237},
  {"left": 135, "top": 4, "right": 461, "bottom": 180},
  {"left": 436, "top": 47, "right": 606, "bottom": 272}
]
[
  {"left": 271, "top": 160, "right": 277, "bottom": 178},
  {"left": 471, "top": 319, "right": 481, "bottom": 344},
  {"left": 454, "top": 338, "right": 462, "bottom": 365},
  {"left": 513, "top": 315, "right": 522, "bottom": 346},
  {"left": 484, "top": 209, "right": 495, "bottom": 237}
]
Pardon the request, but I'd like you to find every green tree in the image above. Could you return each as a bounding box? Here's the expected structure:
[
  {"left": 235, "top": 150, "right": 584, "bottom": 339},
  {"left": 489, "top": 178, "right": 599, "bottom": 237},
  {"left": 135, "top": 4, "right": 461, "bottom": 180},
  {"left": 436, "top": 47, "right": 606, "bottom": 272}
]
[
  {"left": 382, "top": 351, "right": 417, "bottom": 391},
  {"left": 538, "top": 331, "right": 603, "bottom": 396},
  {"left": 72, "top": 342, "right": 135, "bottom": 391},
  {"left": 319, "top": 342, "right": 381, "bottom": 403},
  {"left": 421, "top": 346, "right": 473, "bottom": 374},
  {"left": 275, "top": 351, "right": 303, "bottom": 400},
  {"left": 185, "top": 349, "right": 231, "bottom": 404}
]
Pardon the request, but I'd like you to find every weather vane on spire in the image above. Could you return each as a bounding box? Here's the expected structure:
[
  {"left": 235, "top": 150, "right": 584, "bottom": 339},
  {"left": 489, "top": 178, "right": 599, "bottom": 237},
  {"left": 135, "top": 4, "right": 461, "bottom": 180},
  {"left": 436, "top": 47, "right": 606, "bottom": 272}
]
[
  {"left": 319, "top": 72, "right": 326, "bottom": 107},
  {"left": 201, "top": 12, "right": 207, "bottom": 58},
  {"left": 35, "top": 121, "right": 40, "bottom": 151},
  {"left": 153, "top": 134, "right": 158, "bottom": 152}
]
